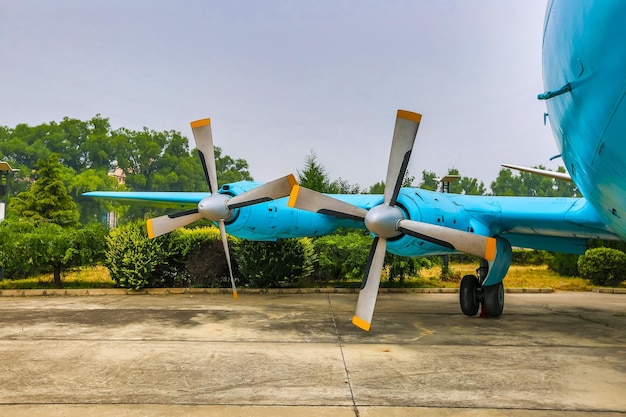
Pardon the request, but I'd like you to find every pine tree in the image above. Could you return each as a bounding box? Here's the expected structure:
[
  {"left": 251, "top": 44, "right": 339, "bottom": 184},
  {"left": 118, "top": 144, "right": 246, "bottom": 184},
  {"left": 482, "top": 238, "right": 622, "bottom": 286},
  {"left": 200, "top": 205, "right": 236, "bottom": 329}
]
[{"left": 10, "top": 154, "right": 79, "bottom": 226}]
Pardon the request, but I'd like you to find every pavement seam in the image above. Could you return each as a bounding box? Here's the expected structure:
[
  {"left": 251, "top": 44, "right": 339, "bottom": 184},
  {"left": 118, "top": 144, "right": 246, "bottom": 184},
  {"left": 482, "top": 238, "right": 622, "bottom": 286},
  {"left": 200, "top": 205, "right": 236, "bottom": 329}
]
[{"left": 327, "top": 295, "right": 360, "bottom": 417}]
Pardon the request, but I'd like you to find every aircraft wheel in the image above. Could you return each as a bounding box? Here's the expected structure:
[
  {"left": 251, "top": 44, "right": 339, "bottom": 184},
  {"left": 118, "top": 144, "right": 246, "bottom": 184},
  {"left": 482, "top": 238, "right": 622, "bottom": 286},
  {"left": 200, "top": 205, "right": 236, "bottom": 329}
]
[
  {"left": 483, "top": 282, "right": 504, "bottom": 317},
  {"left": 460, "top": 275, "right": 480, "bottom": 316}
]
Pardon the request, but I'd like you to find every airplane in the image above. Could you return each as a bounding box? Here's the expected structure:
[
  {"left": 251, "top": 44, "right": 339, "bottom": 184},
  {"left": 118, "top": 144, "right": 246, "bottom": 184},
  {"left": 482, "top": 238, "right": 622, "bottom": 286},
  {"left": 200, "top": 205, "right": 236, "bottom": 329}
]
[{"left": 85, "top": 0, "right": 626, "bottom": 331}]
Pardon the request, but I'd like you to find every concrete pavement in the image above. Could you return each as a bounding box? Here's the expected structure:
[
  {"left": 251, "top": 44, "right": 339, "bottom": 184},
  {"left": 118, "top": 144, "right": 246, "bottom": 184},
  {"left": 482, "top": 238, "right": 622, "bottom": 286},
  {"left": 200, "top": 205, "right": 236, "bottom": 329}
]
[{"left": 0, "top": 291, "right": 625, "bottom": 416}]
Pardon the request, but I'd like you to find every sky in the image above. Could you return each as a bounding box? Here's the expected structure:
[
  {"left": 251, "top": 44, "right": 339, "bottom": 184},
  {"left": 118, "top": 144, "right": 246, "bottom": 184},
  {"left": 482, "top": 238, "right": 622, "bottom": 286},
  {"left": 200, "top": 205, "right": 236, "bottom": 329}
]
[{"left": 0, "top": 0, "right": 559, "bottom": 191}]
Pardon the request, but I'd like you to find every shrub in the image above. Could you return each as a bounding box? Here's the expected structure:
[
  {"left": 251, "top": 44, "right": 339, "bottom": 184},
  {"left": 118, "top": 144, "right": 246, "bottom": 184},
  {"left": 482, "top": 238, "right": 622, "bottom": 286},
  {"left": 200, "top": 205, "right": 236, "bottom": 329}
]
[
  {"left": 578, "top": 247, "right": 626, "bottom": 287},
  {"left": 234, "top": 238, "right": 315, "bottom": 287},
  {"left": 105, "top": 221, "right": 173, "bottom": 289},
  {"left": 385, "top": 253, "right": 432, "bottom": 283},
  {"left": 312, "top": 232, "right": 372, "bottom": 281},
  {"left": 546, "top": 252, "right": 579, "bottom": 276},
  {"left": 179, "top": 227, "right": 240, "bottom": 287},
  {"left": 511, "top": 249, "right": 546, "bottom": 265},
  {"left": 0, "top": 219, "right": 108, "bottom": 286}
]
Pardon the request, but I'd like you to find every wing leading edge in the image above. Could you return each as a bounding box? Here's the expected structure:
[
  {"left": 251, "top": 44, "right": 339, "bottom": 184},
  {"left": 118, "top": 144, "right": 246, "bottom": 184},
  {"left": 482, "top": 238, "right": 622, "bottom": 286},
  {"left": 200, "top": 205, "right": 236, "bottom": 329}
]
[{"left": 83, "top": 191, "right": 209, "bottom": 209}]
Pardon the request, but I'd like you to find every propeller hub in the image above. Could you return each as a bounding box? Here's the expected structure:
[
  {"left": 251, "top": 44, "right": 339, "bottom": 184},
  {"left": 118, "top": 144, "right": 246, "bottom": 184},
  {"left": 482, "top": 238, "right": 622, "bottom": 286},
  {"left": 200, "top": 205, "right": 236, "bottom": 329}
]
[
  {"left": 364, "top": 205, "right": 403, "bottom": 239},
  {"left": 198, "top": 193, "right": 233, "bottom": 221}
]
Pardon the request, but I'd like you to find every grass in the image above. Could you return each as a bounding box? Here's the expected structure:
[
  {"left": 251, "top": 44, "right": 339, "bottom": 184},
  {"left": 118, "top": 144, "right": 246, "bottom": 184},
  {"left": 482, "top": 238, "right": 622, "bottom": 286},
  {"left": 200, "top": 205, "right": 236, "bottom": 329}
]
[
  {"left": 419, "top": 263, "right": 595, "bottom": 291},
  {"left": 0, "top": 263, "right": 608, "bottom": 291},
  {"left": 0, "top": 266, "right": 115, "bottom": 290},
  {"left": 309, "top": 263, "right": 597, "bottom": 291}
]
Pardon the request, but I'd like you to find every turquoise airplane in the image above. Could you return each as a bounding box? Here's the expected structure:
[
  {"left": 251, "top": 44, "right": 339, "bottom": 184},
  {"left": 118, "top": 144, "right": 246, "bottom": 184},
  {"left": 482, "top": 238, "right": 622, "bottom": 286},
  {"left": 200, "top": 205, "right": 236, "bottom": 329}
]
[{"left": 85, "top": 0, "right": 625, "bottom": 331}]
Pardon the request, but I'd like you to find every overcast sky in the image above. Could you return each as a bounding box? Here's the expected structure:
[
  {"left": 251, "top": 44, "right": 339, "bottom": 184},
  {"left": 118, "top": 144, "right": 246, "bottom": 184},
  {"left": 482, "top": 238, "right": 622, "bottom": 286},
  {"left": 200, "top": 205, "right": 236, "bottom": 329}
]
[{"left": 0, "top": 0, "right": 557, "bottom": 190}]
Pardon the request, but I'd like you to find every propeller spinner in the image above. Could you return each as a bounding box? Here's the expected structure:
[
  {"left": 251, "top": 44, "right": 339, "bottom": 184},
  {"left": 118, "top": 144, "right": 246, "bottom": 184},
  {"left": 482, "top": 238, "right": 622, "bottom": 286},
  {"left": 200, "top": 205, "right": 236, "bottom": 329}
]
[
  {"left": 146, "top": 118, "right": 297, "bottom": 299},
  {"left": 288, "top": 110, "right": 496, "bottom": 331}
]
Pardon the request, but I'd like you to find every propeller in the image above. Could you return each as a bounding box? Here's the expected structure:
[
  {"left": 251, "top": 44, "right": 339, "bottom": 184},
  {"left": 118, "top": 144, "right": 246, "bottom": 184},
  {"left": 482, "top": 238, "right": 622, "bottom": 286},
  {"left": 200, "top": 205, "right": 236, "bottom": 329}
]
[
  {"left": 288, "top": 110, "right": 496, "bottom": 331},
  {"left": 146, "top": 118, "right": 297, "bottom": 299}
]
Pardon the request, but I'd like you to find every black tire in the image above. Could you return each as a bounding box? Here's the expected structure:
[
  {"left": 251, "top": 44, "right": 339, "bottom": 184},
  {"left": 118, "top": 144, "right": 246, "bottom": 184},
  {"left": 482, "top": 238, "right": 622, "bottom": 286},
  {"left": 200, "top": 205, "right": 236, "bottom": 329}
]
[
  {"left": 483, "top": 282, "right": 504, "bottom": 317},
  {"left": 460, "top": 275, "right": 480, "bottom": 316}
]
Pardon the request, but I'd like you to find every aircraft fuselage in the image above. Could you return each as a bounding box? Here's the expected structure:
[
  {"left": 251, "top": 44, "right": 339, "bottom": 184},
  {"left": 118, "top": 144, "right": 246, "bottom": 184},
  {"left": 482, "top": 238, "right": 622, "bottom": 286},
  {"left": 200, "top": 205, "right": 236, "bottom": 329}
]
[{"left": 542, "top": 0, "right": 626, "bottom": 239}]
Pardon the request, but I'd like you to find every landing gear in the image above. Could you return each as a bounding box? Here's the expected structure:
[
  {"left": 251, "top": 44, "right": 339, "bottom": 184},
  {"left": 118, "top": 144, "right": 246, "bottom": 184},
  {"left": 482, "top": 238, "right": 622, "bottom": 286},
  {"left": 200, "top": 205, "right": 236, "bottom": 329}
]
[
  {"left": 483, "top": 282, "right": 504, "bottom": 317},
  {"left": 458, "top": 260, "right": 504, "bottom": 318},
  {"left": 460, "top": 275, "right": 480, "bottom": 316}
]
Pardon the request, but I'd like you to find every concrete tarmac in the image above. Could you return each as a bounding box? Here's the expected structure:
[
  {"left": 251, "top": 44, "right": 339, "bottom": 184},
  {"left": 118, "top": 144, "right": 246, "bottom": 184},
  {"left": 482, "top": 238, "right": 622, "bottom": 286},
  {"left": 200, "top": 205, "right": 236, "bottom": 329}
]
[{"left": 0, "top": 291, "right": 625, "bottom": 416}]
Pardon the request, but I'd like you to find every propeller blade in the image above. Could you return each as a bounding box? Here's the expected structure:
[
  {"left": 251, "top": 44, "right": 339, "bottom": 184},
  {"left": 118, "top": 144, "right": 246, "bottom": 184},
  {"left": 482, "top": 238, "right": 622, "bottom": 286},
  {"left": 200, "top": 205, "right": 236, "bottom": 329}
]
[
  {"left": 352, "top": 237, "right": 387, "bottom": 331},
  {"left": 218, "top": 220, "right": 238, "bottom": 299},
  {"left": 384, "top": 110, "right": 422, "bottom": 206},
  {"left": 397, "top": 219, "right": 497, "bottom": 261},
  {"left": 191, "top": 118, "right": 219, "bottom": 195},
  {"left": 146, "top": 209, "right": 203, "bottom": 239},
  {"left": 287, "top": 185, "right": 368, "bottom": 221},
  {"left": 227, "top": 174, "right": 298, "bottom": 209}
]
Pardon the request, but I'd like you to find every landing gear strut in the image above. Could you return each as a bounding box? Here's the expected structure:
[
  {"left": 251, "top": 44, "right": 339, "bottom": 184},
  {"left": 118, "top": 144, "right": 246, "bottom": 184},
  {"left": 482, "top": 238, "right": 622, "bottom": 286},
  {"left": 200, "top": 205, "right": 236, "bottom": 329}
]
[{"left": 458, "top": 259, "right": 504, "bottom": 318}]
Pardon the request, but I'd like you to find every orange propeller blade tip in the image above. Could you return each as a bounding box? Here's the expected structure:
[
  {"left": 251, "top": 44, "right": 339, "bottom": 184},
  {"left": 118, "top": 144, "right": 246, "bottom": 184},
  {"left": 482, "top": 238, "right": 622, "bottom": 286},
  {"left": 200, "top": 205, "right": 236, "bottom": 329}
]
[
  {"left": 190, "top": 118, "right": 211, "bottom": 128},
  {"left": 146, "top": 219, "right": 155, "bottom": 239},
  {"left": 352, "top": 315, "right": 371, "bottom": 332},
  {"left": 287, "top": 173, "right": 298, "bottom": 187},
  {"left": 397, "top": 110, "right": 422, "bottom": 123},
  {"left": 233, "top": 291, "right": 238, "bottom": 300},
  {"left": 287, "top": 184, "right": 301, "bottom": 208},
  {"left": 485, "top": 237, "right": 497, "bottom": 261}
]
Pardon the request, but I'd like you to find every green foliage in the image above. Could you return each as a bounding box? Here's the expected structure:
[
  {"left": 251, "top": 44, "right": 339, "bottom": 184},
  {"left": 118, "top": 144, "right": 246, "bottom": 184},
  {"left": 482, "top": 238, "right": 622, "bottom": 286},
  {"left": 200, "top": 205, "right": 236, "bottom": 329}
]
[
  {"left": 297, "top": 152, "right": 337, "bottom": 193},
  {"left": 312, "top": 231, "right": 430, "bottom": 284},
  {"left": 0, "top": 220, "right": 108, "bottom": 287},
  {"left": 0, "top": 116, "right": 253, "bottom": 224},
  {"left": 439, "top": 264, "right": 462, "bottom": 282},
  {"left": 234, "top": 238, "right": 315, "bottom": 287},
  {"left": 105, "top": 223, "right": 241, "bottom": 289},
  {"left": 418, "top": 170, "right": 439, "bottom": 191},
  {"left": 578, "top": 247, "right": 626, "bottom": 287},
  {"left": 418, "top": 168, "right": 485, "bottom": 195},
  {"left": 546, "top": 252, "right": 579, "bottom": 276},
  {"left": 178, "top": 227, "right": 240, "bottom": 288},
  {"left": 312, "top": 232, "right": 372, "bottom": 281},
  {"left": 385, "top": 253, "right": 431, "bottom": 283},
  {"left": 490, "top": 166, "right": 577, "bottom": 197},
  {"left": 369, "top": 181, "right": 385, "bottom": 194},
  {"left": 105, "top": 221, "right": 172, "bottom": 290},
  {"left": 511, "top": 249, "right": 546, "bottom": 265},
  {"left": 10, "top": 154, "right": 79, "bottom": 226},
  {"left": 68, "top": 169, "right": 122, "bottom": 224}
]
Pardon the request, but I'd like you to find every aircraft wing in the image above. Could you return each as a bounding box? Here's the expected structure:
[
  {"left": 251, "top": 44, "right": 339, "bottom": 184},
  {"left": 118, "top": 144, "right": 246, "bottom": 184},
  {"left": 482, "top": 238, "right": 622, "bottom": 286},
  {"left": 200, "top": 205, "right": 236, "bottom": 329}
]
[{"left": 82, "top": 191, "right": 209, "bottom": 209}]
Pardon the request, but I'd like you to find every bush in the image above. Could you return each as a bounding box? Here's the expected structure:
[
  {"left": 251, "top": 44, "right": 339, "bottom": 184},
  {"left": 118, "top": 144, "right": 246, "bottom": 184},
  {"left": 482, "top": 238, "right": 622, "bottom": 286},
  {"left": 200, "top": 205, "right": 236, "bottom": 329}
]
[
  {"left": 578, "top": 247, "right": 626, "bottom": 287},
  {"left": 547, "top": 252, "right": 579, "bottom": 276},
  {"left": 234, "top": 238, "right": 315, "bottom": 287},
  {"left": 0, "top": 220, "right": 108, "bottom": 285},
  {"left": 511, "top": 249, "right": 546, "bottom": 265},
  {"left": 179, "top": 227, "right": 240, "bottom": 288},
  {"left": 104, "top": 223, "right": 242, "bottom": 289},
  {"left": 385, "top": 253, "right": 432, "bottom": 283},
  {"left": 312, "top": 232, "right": 372, "bottom": 281},
  {"left": 105, "top": 221, "right": 179, "bottom": 289}
]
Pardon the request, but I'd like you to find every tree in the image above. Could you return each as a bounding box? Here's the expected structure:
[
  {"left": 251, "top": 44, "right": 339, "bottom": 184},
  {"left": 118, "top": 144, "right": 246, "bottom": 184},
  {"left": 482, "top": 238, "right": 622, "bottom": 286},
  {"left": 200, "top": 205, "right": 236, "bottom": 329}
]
[
  {"left": 0, "top": 220, "right": 108, "bottom": 287},
  {"left": 213, "top": 146, "right": 253, "bottom": 186},
  {"left": 297, "top": 152, "right": 337, "bottom": 193},
  {"left": 490, "top": 166, "right": 576, "bottom": 197},
  {"left": 0, "top": 116, "right": 257, "bottom": 225},
  {"left": 10, "top": 154, "right": 79, "bottom": 227},
  {"left": 446, "top": 168, "right": 486, "bottom": 195},
  {"left": 68, "top": 169, "right": 123, "bottom": 224},
  {"left": 332, "top": 177, "right": 362, "bottom": 194},
  {"left": 418, "top": 170, "right": 438, "bottom": 191},
  {"left": 369, "top": 181, "right": 385, "bottom": 194}
]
